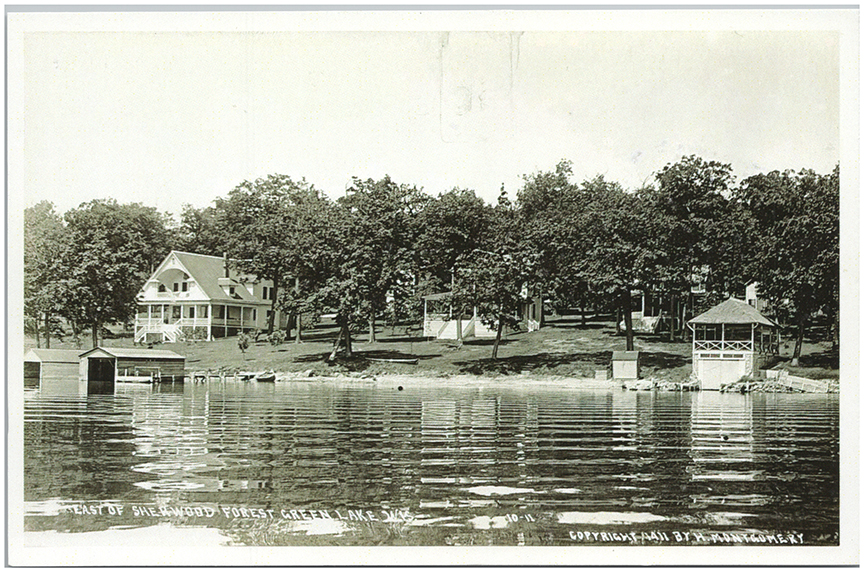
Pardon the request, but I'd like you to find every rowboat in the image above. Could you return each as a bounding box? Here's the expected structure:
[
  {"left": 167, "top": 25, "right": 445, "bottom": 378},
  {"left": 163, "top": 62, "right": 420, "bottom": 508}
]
[{"left": 256, "top": 371, "right": 276, "bottom": 382}]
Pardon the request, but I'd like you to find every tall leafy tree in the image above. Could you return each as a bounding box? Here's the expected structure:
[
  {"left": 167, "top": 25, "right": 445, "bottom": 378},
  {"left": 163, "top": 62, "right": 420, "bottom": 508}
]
[
  {"left": 219, "top": 174, "right": 325, "bottom": 336},
  {"left": 24, "top": 201, "right": 67, "bottom": 348},
  {"left": 575, "top": 177, "right": 660, "bottom": 351},
  {"left": 646, "top": 155, "right": 735, "bottom": 339},
  {"left": 59, "top": 199, "right": 173, "bottom": 346},
  {"left": 517, "top": 160, "right": 587, "bottom": 317},
  {"left": 734, "top": 166, "right": 839, "bottom": 361},
  {"left": 175, "top": 203, "right": 227, "bottom": 256},
  {"left": 414, "top": 187, "right": 490, "bottom": 296},
  {"left": 454, "top": 188, "right": 538, "bottom": 359},
  {"left": 311, "top": 176, "right": 423, "bottom": 354}
]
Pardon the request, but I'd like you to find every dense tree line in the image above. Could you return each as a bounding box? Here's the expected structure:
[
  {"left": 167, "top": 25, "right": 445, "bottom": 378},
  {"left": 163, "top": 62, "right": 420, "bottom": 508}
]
[{"left": 25, "top": 156, "right": 839, "bottom": 359}]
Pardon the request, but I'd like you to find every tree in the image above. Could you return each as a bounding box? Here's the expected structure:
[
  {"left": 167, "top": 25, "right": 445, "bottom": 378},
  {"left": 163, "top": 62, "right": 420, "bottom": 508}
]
[
  {"left": 734, "top": 166, "right": 839, "bottom": 362},
  {"left": 646, "top": 156, "right": 735, "bottom": 339},
  {"left": 175, "top": 203, "right": 227, "bottom": 256},
  {"left": 59, "top": 199, "right": 173, "bottom": 347},
  {"left": 333, "top": 176, "right": 424, "bottom": 345},
  {"left": 414, "top": 188, "right": 490, "bottom": 296},
  {"left": 574, "top": 177, "right": 661, "bottom": 351},
  {"left": 219, "top": 174, "right": 325, "bottom": 337},
  {"left": 24, "top": 201, "right": 67, "bottom": 348},
  {"left": 517, "top": 160, "right": 586, "bottom": 317},
  {"left": 453, "top": 188, "right": 537, "bottom": 359}
]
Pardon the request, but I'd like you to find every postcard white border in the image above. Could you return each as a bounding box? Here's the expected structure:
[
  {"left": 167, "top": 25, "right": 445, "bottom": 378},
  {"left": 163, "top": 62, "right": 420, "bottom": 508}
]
[{"left": 6, "top": 6, "right": 859, "bottom": 567}]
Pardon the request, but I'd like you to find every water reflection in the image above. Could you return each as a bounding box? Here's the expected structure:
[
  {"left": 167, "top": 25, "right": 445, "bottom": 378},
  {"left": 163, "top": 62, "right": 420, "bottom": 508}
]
[{"left": 24, "top": 380, "right": 839, "bottom": 546}]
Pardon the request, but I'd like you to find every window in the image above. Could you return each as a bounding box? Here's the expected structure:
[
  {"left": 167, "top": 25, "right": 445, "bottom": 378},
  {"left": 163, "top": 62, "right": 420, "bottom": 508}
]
[
  {"left": 229, "top": 286, "right": 236, "bottom": 296},
  {"left": 189, "top": 306, "right": 196, "bottom": 319},
  {"left": 182, "top": 282, "right": 188, "bottom": 292},
  {"left": 696, "top": 325, "right": 721, "bottom": 341},
  {"left": 252, "top": 309, "right": 257, "bottom": 322},
  {"left": 173, "top": 283, "right": 179, "bottom": 292},
  {"left": 158, "top": 284, "right": 167, "bottom": 293},
  {"left": 262, "top": 286, "right": 270, "bottom": 301}
]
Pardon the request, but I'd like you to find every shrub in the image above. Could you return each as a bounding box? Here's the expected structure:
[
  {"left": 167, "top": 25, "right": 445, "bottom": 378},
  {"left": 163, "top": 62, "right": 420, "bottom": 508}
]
[{"left": 269, "top": 330, "right": 286, "bottom": 346}]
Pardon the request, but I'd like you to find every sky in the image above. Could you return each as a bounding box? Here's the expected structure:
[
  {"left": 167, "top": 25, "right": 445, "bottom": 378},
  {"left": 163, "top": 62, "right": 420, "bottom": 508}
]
[{"left": 9, "top": 10, "right": 850, "bottom": 219}]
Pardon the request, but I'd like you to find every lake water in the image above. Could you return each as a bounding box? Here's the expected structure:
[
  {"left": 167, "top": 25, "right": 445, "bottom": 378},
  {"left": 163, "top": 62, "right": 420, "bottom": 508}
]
[{"left": 23, "top": 378, "right": 840, "bottom": 547}]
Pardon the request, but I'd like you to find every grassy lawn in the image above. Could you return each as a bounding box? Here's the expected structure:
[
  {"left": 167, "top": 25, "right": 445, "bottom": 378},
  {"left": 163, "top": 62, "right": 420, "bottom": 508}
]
[{"left": 25, "top": 313, "right": 839, "bottom": 381}]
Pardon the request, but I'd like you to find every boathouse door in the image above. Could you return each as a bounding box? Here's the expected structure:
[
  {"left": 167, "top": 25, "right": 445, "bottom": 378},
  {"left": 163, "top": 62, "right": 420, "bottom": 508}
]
[
  {"left": 696, "top": 357, "right": 747, "bottom": 391},
  {"left": 88, "top": 358, "right": 115, "bottom": 383}
]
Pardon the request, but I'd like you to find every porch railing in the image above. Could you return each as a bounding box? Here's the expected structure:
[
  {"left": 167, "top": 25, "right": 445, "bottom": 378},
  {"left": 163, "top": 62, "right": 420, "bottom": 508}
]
[{"left": 694, "top": 340, "right": 754, "bottom": 352}]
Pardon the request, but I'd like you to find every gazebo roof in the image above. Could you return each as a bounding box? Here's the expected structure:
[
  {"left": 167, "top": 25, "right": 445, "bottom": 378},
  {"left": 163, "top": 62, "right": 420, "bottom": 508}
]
[
  {"left": 688, "top": 297, "right": 777, "bottom": 327},
  {"left": 422, "top": 292, "right": 452, "bottom": 301}
]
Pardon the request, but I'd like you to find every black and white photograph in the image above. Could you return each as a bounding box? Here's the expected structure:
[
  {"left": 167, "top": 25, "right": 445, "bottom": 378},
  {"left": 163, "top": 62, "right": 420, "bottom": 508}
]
[{"left": 7, "top": 6, "right": 858, "bottom": 567}]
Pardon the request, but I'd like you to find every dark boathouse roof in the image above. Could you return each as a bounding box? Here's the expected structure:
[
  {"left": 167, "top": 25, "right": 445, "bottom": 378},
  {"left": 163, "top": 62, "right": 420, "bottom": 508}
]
[
  {"left": 79, "top": 347, "right": 185, "bottom": 360},
  {"left": 688, "top": 297, "right": 777, "bottom": 327}
]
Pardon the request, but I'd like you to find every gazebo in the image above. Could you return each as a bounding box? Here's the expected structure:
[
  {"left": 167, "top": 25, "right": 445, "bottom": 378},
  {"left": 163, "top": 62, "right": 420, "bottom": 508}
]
[{"left": 687, "top": 298, "right": 779, "bottom": 390}]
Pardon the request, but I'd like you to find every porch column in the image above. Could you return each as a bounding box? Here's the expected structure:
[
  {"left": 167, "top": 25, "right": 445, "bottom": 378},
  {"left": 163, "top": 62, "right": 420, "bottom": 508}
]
[
  {"left": 224, "top": 304, "right": 228, "bottom": 337},
  {"left": 207, "top": 304, "right": 213, "bottom": 341},
  {"left": 240, "top": 306, "right": 244, "bottom": 332}
]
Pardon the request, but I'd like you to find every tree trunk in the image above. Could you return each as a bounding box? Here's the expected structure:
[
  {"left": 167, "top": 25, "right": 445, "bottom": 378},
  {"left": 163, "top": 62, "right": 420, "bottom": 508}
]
[
  {"left": 368, "top": 317, "right": 376, "bottom": 343},
  {"left": 328, "top": 325, "right": 345, "bottom": 362},
  {"left": 491, "top": 315, "right": 505, "bottom": 359},
  {"left": 832, "top": 310, "right": 839, "bottom": 351},
  {"left": 792, "top": 313, "right": 806, "bottom": 365},
  {"left": 344, "top": 324, "right": 353, "bottom": 357},
  {"left": 91, "top": 321, "right": 100, "bottom": 348},
  {"left": 267, "top": 275, "right": 279, "bottom": 335},
  {"left": 668, "top": 293, "right": 677, "bottom": 342},
  {"left": 622, "top": 290, "right": 635, "bottom": 352},
  {"left": 34, "top": 317, "right": 41, "bottom": 349},
  {"left": 44, "top": 312, "right": 52, "bottom": 349},
  {"left": 580, "top": 304, "right": 587, "bottom": 327},
  {"left": 615, "top": 307, "right": 622, "bottom": 335},
  {"left": 294, "top": 277, "right": 302, "bottom": 343}
]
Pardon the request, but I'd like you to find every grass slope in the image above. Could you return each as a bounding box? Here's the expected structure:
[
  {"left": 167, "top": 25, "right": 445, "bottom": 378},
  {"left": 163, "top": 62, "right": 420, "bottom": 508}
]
[{"left": 25, "top": 314, "right": 839, "bottom": 381}]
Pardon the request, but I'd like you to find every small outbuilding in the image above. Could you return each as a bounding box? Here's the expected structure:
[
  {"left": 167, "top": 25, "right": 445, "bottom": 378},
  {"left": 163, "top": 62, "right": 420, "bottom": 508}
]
[
  {"left": 79, "top": 347, "right": 186, "bottom": 383},
  {"left": 24, "top": 349, "right": 82, "bottom": 388},
  {"left": 612, "top": 351, "right": 640, "bottom": 379},
  {"left": 687, "top": 298, "right": 779, "bottom": 391}
]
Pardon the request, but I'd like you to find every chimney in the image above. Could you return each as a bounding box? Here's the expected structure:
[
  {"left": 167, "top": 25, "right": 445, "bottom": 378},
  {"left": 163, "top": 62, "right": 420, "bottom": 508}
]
[{"left": 223, "top": 252, "right": 230, "bottom": 278}]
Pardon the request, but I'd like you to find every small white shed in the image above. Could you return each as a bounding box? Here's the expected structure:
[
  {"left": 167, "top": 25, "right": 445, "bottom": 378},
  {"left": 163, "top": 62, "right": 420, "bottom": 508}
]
[{"left": 612, "top": 351, "right": 640, "bottom": 379}]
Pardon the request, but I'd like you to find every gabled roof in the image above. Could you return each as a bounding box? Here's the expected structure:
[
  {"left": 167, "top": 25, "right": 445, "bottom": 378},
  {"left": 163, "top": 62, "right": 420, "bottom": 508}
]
[
  {"left": 24, "top": 349, "right": 82, "bottom": 363},
  {"left": 152, "top": 251, "right": 264, "bottom": 304},
  {"left": 80, "top": 347, "right": 185, "bottom": 360},
  {"left": 688, "top": 297, "right": 777, "bottom": 327}
]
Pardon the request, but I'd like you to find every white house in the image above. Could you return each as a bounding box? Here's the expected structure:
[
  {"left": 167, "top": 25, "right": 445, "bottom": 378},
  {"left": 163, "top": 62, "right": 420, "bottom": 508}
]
[{"left": 134, "top": 251, "right": 284, "bottom": 343}]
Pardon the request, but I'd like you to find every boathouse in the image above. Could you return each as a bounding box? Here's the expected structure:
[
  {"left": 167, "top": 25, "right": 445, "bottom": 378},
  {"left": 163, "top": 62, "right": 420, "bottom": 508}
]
[
  {"left": 79, "top": 347, "right": 186, "bottom": 383},
  {"left": 24, "top": 348, "right": 82, "bottom": 388},
  {"left": 687, "top": 298, "right": 779, "bottom": 390}
]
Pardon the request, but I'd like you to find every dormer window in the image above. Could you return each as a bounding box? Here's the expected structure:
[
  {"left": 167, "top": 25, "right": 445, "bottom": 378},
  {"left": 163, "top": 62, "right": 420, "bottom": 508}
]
[
  {"left": 158, "top": 284, "right": 167, "bottom": 293},
  {"left": 182, "top": 282, "right": 188, "bottom": 292},
  {"left": 173, "top": 283, "right": 179, "bottom": 292},
  {"left": 229, "top": 286, "right": 236, "bottom": 296}
]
